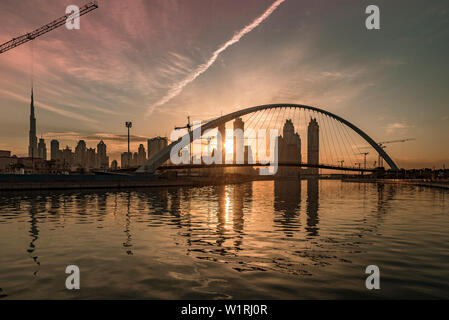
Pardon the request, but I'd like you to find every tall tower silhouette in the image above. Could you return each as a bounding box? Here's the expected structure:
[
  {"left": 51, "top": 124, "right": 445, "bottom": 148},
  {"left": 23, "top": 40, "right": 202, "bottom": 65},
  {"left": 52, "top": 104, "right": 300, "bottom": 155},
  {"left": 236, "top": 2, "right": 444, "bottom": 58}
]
[
  {"left": 28, "top": 88, "right": 38, "bottom": 158},
  {"left": 307, "top": 118, "right": 319, "bottom": 175}
]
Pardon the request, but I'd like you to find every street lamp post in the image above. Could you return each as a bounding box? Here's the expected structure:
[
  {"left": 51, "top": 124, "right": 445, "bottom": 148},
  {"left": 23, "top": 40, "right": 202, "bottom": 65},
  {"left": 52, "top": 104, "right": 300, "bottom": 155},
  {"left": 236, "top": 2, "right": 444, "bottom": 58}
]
[{"left": 125, "top": 121, "right": 132, "bottom": 167}]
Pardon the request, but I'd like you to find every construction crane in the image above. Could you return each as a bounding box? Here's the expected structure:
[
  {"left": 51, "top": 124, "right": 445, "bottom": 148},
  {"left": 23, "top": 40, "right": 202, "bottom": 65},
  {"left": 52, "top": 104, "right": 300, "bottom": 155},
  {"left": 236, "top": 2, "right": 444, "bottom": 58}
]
[
  {"left": 377, "top": 138, "right": 415, "bottom": 167},
  {"left": 0, "top": 1, "right": 98, "bottom": 55},
  {"left": 364, "top": 138, "right": 415, "bottom": 167},
  {"left": 174, "top": 116, "right": 193, "bottom": 169},
  {"left": 377, "top": 138, "right": 416, "bottom": 146},
  {"left": 356, "top": 152, "right": 370, "bottom": 174},
  {"left": 174, "top": 116, "right": 192, "bottom": 133},
  {"left": 359, "top": 152, "right": 369, "bottom": 170}
]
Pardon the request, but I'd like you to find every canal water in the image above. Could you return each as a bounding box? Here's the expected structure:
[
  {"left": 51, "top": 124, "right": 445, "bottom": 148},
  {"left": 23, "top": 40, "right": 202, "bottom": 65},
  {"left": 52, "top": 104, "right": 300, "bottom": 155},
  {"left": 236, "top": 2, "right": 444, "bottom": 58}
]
[{"left": 0, "top": 180, "right": 448, "bottom": 299}]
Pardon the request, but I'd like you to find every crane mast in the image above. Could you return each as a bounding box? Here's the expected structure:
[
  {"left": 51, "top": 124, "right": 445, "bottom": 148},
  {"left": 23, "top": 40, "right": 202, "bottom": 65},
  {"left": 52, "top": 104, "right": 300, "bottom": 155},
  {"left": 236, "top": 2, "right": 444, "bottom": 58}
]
[
  {"left": 0, "top": 1, "right": 98, "bottom": 55},
  {"left": 377, "top": 138, "right": 416, "bottom": 167}
]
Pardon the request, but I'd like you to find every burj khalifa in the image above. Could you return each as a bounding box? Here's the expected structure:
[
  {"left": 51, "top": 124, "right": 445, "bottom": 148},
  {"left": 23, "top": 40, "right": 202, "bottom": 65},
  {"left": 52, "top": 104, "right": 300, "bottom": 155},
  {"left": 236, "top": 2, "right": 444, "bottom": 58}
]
[{"left": 28, "top": 88, "right": 37, "bottom": 158}]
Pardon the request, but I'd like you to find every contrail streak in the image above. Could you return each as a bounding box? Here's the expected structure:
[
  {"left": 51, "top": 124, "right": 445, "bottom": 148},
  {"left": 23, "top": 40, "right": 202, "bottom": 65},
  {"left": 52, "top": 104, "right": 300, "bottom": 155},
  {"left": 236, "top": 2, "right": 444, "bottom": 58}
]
[{"left": 145, "top": 0, "right": 286, "bottom": 117}]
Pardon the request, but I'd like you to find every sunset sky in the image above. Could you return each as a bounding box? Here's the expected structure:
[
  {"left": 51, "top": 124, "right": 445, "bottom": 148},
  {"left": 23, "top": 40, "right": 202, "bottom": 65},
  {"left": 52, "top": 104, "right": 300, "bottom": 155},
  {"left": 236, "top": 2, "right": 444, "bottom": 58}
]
[{"left": 0, "top": 0, "right": 448, "bottom": 168}]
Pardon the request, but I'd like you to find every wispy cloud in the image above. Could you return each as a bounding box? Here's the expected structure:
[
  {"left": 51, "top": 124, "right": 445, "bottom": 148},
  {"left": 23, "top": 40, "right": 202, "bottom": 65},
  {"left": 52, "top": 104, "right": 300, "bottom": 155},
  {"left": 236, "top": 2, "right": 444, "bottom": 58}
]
[
  {"left": 145, "top": 0, "right": 286, "bottom": 117},
  {"left": 384, "top": 122, "right": 410, "bottom": 134}
]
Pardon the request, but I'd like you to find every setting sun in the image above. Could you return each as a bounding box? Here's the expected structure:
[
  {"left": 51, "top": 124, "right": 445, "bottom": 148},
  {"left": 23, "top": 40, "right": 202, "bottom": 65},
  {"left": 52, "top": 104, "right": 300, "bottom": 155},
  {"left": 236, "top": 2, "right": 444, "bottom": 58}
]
[{"left": 224, "top": 140, "right": 233, "bottom": 154}]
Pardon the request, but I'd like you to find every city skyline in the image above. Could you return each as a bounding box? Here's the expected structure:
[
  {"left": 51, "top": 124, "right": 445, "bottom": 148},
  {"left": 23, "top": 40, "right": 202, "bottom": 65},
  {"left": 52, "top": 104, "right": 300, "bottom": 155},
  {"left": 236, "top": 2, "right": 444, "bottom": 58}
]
[
  {"left": 1, "top": 1, "right": 449, "bottom": 303},
  {"left": 0, "top": 0, "right": 448, "bottom": 168}
]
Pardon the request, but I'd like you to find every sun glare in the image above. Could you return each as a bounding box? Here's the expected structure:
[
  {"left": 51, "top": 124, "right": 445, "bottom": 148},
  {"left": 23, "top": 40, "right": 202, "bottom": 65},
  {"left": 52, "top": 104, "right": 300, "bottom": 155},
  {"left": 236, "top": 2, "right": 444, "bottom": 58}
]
[{"left": 224, "top": 140, "right": 233, "bottom": 154}]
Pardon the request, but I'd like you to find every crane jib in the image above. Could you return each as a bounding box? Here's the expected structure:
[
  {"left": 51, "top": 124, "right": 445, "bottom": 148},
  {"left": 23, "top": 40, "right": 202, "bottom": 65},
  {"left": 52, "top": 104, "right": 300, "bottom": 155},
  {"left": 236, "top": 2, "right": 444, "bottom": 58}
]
[{"left": 0, "top": 2, "right": 98, "bottom": 55}]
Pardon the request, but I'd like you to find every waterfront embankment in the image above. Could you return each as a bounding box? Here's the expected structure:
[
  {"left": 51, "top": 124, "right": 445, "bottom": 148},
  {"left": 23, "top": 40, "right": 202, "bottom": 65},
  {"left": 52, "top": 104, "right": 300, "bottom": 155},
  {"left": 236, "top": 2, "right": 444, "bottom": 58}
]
[
  {"left": 343, "top": 178, "right": 449, "bottom": 189},
  {"left": 0, "top": 174, "right": 256, "bottom": 191}
]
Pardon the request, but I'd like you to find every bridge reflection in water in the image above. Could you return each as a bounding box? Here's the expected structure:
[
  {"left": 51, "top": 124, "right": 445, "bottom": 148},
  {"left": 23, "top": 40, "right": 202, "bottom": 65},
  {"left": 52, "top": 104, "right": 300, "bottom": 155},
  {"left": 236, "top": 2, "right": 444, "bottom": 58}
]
[
  {"left": 9, "top": 180, "right": 382, "bottom": 270},
  {"left": 1, "top": 180, "right": 448, "bottom": 299}
]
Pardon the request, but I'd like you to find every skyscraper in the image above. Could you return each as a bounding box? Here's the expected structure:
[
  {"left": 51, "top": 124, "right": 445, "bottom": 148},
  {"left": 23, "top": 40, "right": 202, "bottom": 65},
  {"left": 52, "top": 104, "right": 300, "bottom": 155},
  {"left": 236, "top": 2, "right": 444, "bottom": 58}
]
[
  {"left": 147, "top": 137, "right": 168, "bottom": 160},
  {"left": 50, "top": 139, "right": 60, "bottom": 161},
  {"left": 74, "top": 140, "right": 87, "bottom": 168},
  {"left": 279, "top": 119, "right": 302, "bottom": 163},
  {"left": 86, "top": 148, "right": 96, "bottom": 168},
  {"left": 121, "top": 152, "right": 132, "bottom": 168},
  {"left": 62, "top": 146, "right": 73, "bottom": 167},
  {"left": 233, "top": 117, "right": 244, "bottom": 164},
  {"left": 96, "top": 140, "right": 108, "bottom": 169},
  {"left": 37, "top": 138, "right": 47, "bottom": 160},
  {"left": 137, "top": 144, "right": 146, "bottom": 166},
  {"left": 277, "top": 119, "right": 302, "bottom": 177},
  {"left": 28, "top": 88, "right": 37, "bottom": 158},
  {"left": 307, "top": 118, "right": 319, "bottom": 175}
]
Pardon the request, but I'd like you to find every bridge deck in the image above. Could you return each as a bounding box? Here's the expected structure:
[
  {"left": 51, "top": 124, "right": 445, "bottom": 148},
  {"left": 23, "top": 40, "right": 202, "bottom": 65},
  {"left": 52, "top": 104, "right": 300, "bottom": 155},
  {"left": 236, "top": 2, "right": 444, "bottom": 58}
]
[{"left": 158, "top": 162, "right": 378, "bottom": 173}]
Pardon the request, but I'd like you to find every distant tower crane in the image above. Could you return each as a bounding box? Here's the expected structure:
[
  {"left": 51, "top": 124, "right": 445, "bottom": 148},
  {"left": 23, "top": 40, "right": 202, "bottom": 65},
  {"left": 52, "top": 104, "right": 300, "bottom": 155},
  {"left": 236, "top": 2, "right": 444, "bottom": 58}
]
[
  {"left": 361, "top": 138, "right": 415, "bottom": 168},
  {"left": 356, "top": 152, "right": 369, "bottom": 175},
  {"left": 376, "top": 138, "right": 416, "bottom": 167},
  {"left": 125, "top": 121, "right": 132, "bottom": 154},
  {"left": 0, "top": 1, "right": 98, "bottom": 55},
  {"left": 175, "top": 116, "right": 193, "bottom": 172},
  {"left": 359, "top": 152, "right": 369, "bottom": 170},
  {"left": 175, "top": 116, "right": 192, "bottom": 133}
]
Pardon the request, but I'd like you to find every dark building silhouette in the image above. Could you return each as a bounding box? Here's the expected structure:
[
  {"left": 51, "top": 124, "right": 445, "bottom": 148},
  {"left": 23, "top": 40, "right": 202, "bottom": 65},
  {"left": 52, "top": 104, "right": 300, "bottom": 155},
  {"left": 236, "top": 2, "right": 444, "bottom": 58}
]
[
  {"left": 277, "top": 119, "right": 302, "bottom": 177},
  {"left": 37, "top": 138, "right": 47, "bottom": 160},
  {"left": 233, "top": 117, "right": 244, "bottom": 164},
  {"left": 110, "top": 159, "right": 118, "bottom": 170},
  {"left": 121, "top": 152, "right": 132, "bottom": 168},
  {"left": 218, "top": 123, "right": 226, "bottom": 165},
  {"left": 62, "top": 146, "right": 73, "bottom": 167},
  {"left": 147, "top": 137, "right": 168, "bottom": 160},
  {"left": 279, "top": 119, "right": 301, "bottom": 163},
  {"left": 96, "top": 140, "right": 108, "bottom": 169},
  {"left": 74, "top": 140, "right": 87, "bottom": 168},
  {"left": 137, "top": 144, "right": 146, "bottom": 166},
  {"left": 50, "top": 140, "right": 60, "bottom": 161},
  {"left": 86, "top": 148, "right": 96, "bottom": 168},
  {"left": 133, "top": 152, "right": 138, "bottom": 166},
  {"left": 307, "top": 118, "right": 319, "bottom": 175},
  {"left": 28, "top": 88, "right": 37, "bottom": 158}
]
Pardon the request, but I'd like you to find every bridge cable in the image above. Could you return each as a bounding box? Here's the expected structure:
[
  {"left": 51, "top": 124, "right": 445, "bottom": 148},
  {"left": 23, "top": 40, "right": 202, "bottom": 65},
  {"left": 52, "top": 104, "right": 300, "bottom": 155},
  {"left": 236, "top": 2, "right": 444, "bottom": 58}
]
[
  {"left": 245, "top": 109, "right": 269, "bottom": 159},
  {"left": 241, "top": 109, "right": 261, "bottom": 131},
  {"left": 332, "top": 117, "right": 356, "bottom": 168},
  {"left": 327, "top": 113, "right": 345, "bottom": 167},
  {"left": 261, "top": 108, "right": 275, "bottom": 133},
  {"left": 250, "top": 109, "right": 268, "bottom": 132},
  {"left": 280, "top": 107, "right": 288, "bottom": 132},
  {"left": 329, "top": 114, "right": 351, "bottom": 169},
  {"left": 342, "top": 123, "right": 366, "bottom": 164},
  {"left": 295, "top": 108, "right": 304, "bottom": 164},
  {"left": 319, "top": 113, "right": 336, "bottom": 166},
  {"left": 338, "top": 121, "right": 362, "bottom": 168},
  {"left": 301, "top": 109, "right": 311, "bottom": 164},
  {"left": 259, "top": 109, "right": 276, "bottom": 159}
]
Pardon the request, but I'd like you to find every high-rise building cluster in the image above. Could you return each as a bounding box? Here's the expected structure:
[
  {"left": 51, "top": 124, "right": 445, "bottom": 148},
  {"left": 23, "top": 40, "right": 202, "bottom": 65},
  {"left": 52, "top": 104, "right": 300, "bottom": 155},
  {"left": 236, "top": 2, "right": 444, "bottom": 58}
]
[
  {"left": 49, "top": 139, "right": 110, "bottom": 170},
  {"left": 21, "top": 88, "right": 173, "bottom": 172},
  {"left": 207, "top": 117, "right": 319, "bottom": 177},
  {"left": 120, "top": 137, "right": 168, "bottom": 169},
  {"left": 2, "top": 88, "right": 321, "bottom": 175},
  {"left": 23, "top": 88, "right": 110, "bottom": 172}
]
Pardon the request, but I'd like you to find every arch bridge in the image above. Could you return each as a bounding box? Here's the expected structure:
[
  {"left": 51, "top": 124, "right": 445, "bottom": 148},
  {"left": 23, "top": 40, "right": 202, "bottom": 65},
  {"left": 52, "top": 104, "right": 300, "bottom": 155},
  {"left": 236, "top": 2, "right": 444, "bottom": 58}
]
[{"left": 136, "top": 104, "right": 398, "bottom": 174}]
